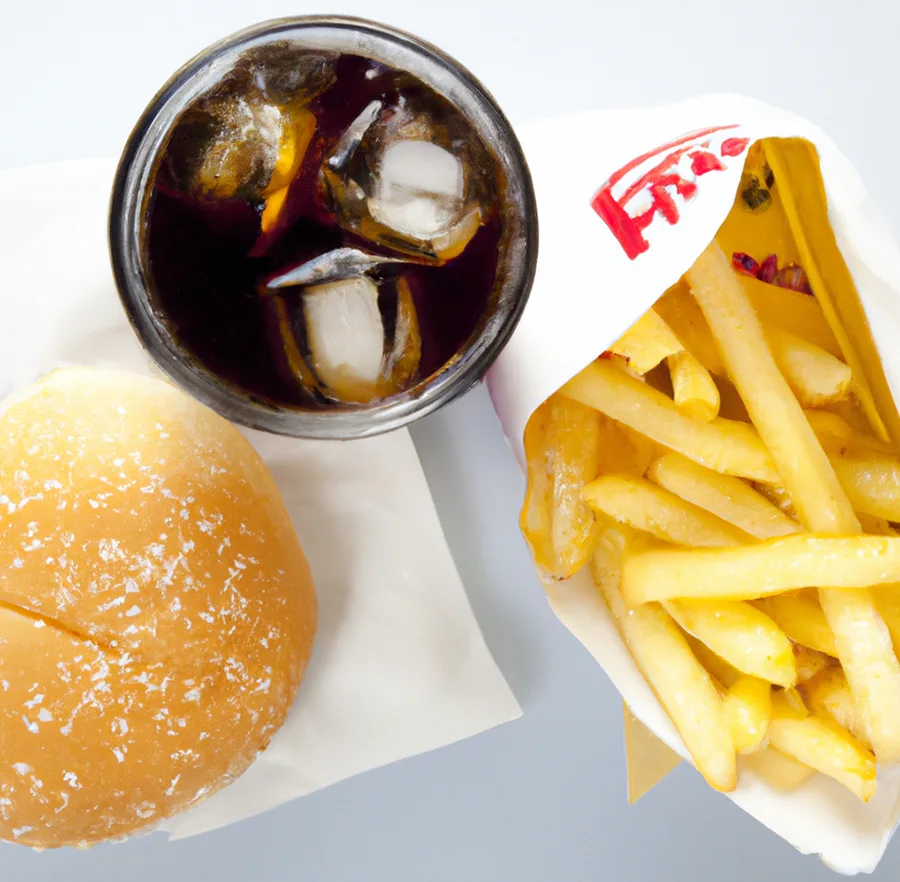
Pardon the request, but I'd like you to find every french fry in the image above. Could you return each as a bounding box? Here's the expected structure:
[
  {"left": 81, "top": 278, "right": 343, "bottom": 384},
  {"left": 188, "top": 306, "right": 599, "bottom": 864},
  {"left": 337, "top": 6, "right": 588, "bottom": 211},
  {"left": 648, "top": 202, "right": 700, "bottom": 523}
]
[
  {"left": 665, "top": 599, "right": 796, "bottom": 687},
  {"left": 520, "top": 396, "right": 604, "bottom": 579},
  {"left": 656, "top": 280, "right": 846, "bottom": 388},
  {"left": 767, "top": 715, "right": 876, "bottom": 802},
  {"left": 610, "top": 310, "right": 683, "bottom": 374},
  {"left": 687, "top": 243, "right": 856, "bottom": 532},
  {"left": 520, "top": 403, "right": 555, "bottom": 572},
  {"left": 752, "top": 482, "right": 799, "bottom": 521},
  {"left": 723, "top": 677, "right": 772, "bottom": 754},
  {"left": 728, "top": 275, "right": 843, "bottom": 358},
  {"left": 765, "top": 326, "right": 853, "bottom": 408},
  {"left": 805, "top": 410, "right": 852, "bottom": 455},
  {"left": 848, "top": 429, "right": 898, "bottom": 458},
  {"left": 548, "top": 396, "right": 604, "bottom": 578},
  {"left": 622, "top": 534, "right": 900, "bottom": 603},
  {"left": 582, "top": 474, "right": 749, "bottom": 548},
  {"left": 831, "top": 452, "right": 900, "bottom": 521},
  {"left": 754, "top": 594, "right": 838, "bottom": 658},
  {"left": 685, "top": 634, "right": 740, "bottom": 689},
  {"left": 872, "top": 587, "right": 900, "bottom": 652},
  {"left": 647, "top": 453, "right": 798, "bottom": 539},
  {"left": 831, "top": 399, "right": 879, "bottom": 437},
  {"left": 793, "top": 645, "right": 835, "bottom": 684},
  {"left": 560, "top": 360, "right": 779, "bottom": 483},
  {"left": 620, "top": 426, "right": 659, "bottom": 477},
  {"left": 668, "top": 350, "right": 720, "bottom": 422},
  {"left": 800, "top": 667, "right": 872, "bottom": 750},
  {"left": 687, "top": 241, "right": 900, "bottom": 761},
  {"left": 772, "top": 687, "right": 809, "bottom": 720},
  {"left": 654, "top": 284, "right": 726, "bottom": 372},
  {"left": 741, "top": 748, "right": 816, "bottom": 791},
  {"left": 591, "top": 526, "right": 737, "bottom": 791}
]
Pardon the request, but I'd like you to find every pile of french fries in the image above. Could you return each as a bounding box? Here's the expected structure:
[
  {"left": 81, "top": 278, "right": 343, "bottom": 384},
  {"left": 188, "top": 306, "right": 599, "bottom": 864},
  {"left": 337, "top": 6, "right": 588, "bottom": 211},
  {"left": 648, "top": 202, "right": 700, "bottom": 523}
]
[{"left": 521, "top": 230, "right": 900, "bottom": 801}]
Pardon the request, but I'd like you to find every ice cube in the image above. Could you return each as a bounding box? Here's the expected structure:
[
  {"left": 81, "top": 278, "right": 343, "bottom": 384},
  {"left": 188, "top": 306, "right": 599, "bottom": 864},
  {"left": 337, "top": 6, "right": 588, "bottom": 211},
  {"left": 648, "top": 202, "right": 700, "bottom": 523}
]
[
  {"left": 269, "top": 275, "right": 422, "bottom": 404},
  {"left": 304, "top": 277, "right": 385, "bottom": 401},
  {"left": 321, "top": 90, "right": 490, "bottom": 264},
  {"left": 165, "top": 49, "right": 325, "bottom": 206},
  {"left": 236, "top": 44, "right": 336, "bottom": 106},
  {"left": 166, "top": 92, "right": 285, "bottom": 201},
  {"left": 369, "top": 140, "right": 464, "bottom": 238}
]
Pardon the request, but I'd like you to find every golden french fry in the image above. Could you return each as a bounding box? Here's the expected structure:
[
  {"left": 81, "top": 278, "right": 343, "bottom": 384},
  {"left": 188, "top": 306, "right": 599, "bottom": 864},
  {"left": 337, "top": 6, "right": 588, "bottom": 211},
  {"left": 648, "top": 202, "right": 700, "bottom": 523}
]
[
  {"left": 687, "top": 242, "right": 856, "bottom": 532},
  {"left": 805, "top": 410, "right": 852, "bottom": 454},
  {"left": 848, "top": 430, "right": 898, "bottom": 458},
  {"left": 561, "top": 360, "right": 778, "bottom": 483},
  {"left": 591, "top": 527, "right": 736, "bottom": 791},
  {"left": 665, "top": 599, "right": 796, "bottom": 687},
  {"left": 872, "top": 587, "right": 900, "bottom": 652},
  {"left": 765, "top": 326, "right": 853, "bottom": 408},
  {"left": 583, "top": 474, "right": 748, "bottom": 548},
  {"left": 768, "top": 714, "right": 876, "bottom": 802},
  {"left": 821, "top": 589, "right": 900, "bottom": 762},
  {"left": 724, "top": 677, "right": 772, "bottom": 754},
  {"left": 831, "top": 452, "right": 900, "bottom": 522},
  {"left": 772, "top": 687, "right": 809, "bottom": 720},
  {"left": 610, "top": 310, "right": 683, "bottom": 374},
  {"left": 800, "top": 667, "right": 872, "bottom": 750},
  {"left": 654, "top": 283, "right": 725, "bottom": 373},
  {"left": 732, "top": 275, "right": 842, "bottom": 358},
  {"left": 619, "top": 426, "right": 659, "bottom": 477},
  {"left": 660, "top": 274, "right": 842, "bottom": 358},
  {"left": 685, "top": 634, "right": 740, "bottom": 690},
  {"left": 688, "top": 241, "right": 900, "bottom": 761},
  {"left": 668, "top": 350, "right": 720, "bottom": 422},
  {"left": 754, "top": 594, "right": 838, "bottom": 658},
  {"left": 647, "top": 453, "right": 798, "bottom": 540},
  {"left": 548, "top": 396, "right": 604, "bottom": 579},
  {"left": 622, "top": 534, "right": 900, "bottom": 604},
  {"left": 520, "top": 397, "right": 604, "bottom": 579},
  {"left": 793, "top": 645, "right": 835, "bottom": 684},
  {"left": 656, "top": 280, "right": 846, "bottom": 392},
  {"left": 520, "top": 403, "right": 555, "bottom": 572},
  {"left": 752, "top": 482, "right": 799, "bottom": 521},
  {"left": 741, "top": 748, "right": 816, "bottom": 791},
  {"left": 832, "top": 399, "right": 879, "bottom": 436}
]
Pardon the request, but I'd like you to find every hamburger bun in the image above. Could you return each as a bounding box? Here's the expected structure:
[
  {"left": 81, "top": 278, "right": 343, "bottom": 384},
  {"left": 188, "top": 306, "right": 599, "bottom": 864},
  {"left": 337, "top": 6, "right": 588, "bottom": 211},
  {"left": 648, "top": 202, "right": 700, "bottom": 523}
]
[{"left": 0, "top": 368, "right": 316, "bottom": 848}]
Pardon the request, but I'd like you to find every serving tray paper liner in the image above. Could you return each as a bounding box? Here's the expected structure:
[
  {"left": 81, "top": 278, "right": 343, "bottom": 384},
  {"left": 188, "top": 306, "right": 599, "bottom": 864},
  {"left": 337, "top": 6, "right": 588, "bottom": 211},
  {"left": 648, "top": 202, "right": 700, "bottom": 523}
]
[
  {"left": 0, "top": 159, "right": 521, "bottom": 844},
  {"left": 488, "top": 94, "right": 900, "bottom": 874}
]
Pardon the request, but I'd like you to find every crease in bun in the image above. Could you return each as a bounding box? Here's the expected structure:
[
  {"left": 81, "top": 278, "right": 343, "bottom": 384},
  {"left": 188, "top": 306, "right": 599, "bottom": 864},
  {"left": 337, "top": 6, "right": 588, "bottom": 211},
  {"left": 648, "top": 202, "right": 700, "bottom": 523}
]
[{"left": 0, "top": 368, "right": 316, "bottom": 848}]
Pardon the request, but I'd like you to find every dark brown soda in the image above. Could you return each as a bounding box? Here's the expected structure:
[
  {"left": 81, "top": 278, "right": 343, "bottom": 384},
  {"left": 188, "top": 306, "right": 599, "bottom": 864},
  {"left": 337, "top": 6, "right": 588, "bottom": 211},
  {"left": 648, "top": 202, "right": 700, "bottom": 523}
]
[{"left": 145, "top": 51, "right": 502, "bottom": 409}]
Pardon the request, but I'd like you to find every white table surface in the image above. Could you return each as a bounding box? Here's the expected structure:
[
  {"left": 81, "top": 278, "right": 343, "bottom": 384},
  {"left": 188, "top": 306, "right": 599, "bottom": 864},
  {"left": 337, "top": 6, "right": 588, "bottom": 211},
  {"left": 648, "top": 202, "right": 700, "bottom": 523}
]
[{"left": 3, "top": 0, "right": 900, "bottom": 878}]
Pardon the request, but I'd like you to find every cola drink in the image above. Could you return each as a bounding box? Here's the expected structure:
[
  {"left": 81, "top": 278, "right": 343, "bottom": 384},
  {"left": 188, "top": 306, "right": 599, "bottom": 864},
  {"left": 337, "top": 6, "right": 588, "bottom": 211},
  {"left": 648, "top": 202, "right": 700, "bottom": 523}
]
[{"left": 147, "top": 45, "right": 504, "bottom": 407}]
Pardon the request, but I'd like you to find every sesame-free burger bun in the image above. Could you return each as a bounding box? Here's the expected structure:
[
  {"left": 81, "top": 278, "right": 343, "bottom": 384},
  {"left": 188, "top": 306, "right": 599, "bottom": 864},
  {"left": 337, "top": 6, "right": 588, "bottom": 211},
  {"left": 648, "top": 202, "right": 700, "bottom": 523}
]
[{"left": 0, "top": 368, "right": 316, "bottom": 848}]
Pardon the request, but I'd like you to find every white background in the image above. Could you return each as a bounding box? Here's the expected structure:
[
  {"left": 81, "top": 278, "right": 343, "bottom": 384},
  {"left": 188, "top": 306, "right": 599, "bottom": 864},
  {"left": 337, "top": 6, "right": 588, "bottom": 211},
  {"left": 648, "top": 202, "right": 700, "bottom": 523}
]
[{"left": 2, "top": 0, "right": 899, "bottom": 879}]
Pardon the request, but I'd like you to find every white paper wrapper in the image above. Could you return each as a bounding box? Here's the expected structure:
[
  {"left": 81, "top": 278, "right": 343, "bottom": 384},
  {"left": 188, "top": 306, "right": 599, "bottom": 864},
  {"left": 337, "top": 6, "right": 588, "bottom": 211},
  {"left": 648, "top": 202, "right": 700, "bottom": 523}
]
[
  {"left": 487, "top": 95, "right": 900, "bottom": 874},
  {"left": 0, "top": 159, "right": 520, "bottom": 841}
]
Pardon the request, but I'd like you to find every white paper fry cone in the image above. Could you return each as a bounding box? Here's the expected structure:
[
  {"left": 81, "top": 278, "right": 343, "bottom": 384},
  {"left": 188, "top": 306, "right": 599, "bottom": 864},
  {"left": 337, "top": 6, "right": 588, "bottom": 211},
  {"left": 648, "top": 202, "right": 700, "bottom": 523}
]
[
  {"left": 0, "top": 160, "right": 521, "bottom": 842},
  {"left": 487, "top": 95, "right": 900, "bottom": 874}
]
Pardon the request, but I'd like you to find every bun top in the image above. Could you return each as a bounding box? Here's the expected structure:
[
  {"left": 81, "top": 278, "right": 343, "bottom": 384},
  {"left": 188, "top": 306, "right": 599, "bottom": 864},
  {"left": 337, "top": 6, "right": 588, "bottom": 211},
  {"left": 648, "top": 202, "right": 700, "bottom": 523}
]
[{"left": 0, "top": 368, "right": 316, "bottom": 848}]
